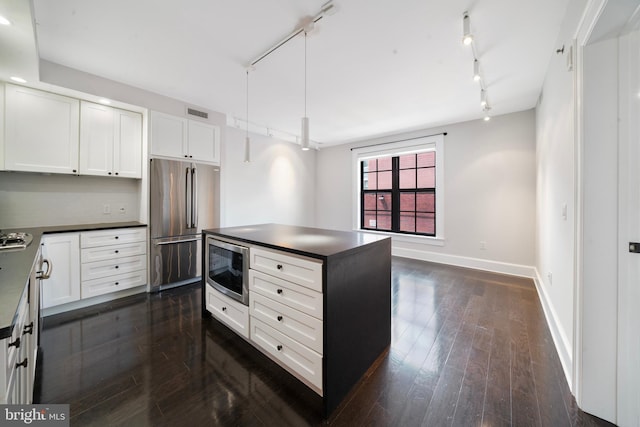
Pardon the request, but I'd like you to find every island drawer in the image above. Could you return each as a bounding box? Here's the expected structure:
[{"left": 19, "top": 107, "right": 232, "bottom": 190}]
[
  {"left": 80, "top": 228, "right": 146, "bottom": 248},
  {"left": 81, "top": 255, "right": 146, "bottom": 281},
  {"left": 249, "top": 270, "right": 323, "bottom": 320},
  {"left": 250, "top": 318, "right": 322, "bottom": 392},
  {"left": 81, "top": 241, "right": 146, "bottom": 263},
  {"left": 250, "top": 247, "right": 322, "bottom": 293},
  {"left": 249, "top": 292, "right": 323, "bottom": 354},
  {"left": 205, "top": 285, "right": 249, "bottom": 339}
]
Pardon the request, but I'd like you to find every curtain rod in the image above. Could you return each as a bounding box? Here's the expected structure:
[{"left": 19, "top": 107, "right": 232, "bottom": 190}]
[{"left": 350, "top": 132, "right": 447, "bottom": 151}]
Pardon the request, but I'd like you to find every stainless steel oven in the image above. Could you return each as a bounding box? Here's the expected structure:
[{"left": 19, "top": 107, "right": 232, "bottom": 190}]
[{"left": 205, "top": 236, "right": 249, "bottom": 305}]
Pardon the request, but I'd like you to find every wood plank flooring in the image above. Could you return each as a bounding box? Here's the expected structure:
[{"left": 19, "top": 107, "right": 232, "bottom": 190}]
[{"left": 34, "top": 258, "right": 614, "bottom": 426}]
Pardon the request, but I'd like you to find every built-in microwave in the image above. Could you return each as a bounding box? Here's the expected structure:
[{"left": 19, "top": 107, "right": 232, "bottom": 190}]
[{"left": 205, "top": 236, "right": 250, "bottom": 305}]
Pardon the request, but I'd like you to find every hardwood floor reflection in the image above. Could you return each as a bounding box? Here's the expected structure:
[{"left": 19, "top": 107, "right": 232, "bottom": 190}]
[{"left": 34, "top": 258, "right": 613, "bottom": 426}]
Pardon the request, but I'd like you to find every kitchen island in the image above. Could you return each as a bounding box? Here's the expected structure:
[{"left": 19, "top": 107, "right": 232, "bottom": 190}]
[{"left": 202, "top": 224, "right": 392, "bottom": 417}]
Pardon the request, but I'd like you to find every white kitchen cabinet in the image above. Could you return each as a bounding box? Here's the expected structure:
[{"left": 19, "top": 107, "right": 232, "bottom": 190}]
[
  {"left": 41, "top": 233, "right": 81, "bottom": 309},
  {"left": 80, "top": 228, "right": 147, "bottom": 299},
  {"left": 205, "top": 286, "right": 249, "bottom": 339},
  {"left": 79, "top": 101, "right": 142, "bottom": 178},
  {"left": 4, "top": 84, "right": 80, "bottom": 174},
  {"left": 150, "top": 111, "right": 220, "bottom": 165},
  {"left": 248, "top": 246, "right": 324, "bottom": 393}
]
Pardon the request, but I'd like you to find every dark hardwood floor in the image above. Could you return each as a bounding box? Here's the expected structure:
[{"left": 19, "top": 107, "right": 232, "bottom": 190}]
[{"left": 34, "top": 258, "right": 614, "bottom": 426}]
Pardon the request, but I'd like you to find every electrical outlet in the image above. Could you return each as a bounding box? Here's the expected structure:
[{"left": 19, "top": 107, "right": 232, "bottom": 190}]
[
  {"left": 103, "top": 204, "right": 111, "bottom": 214},
  {"left": 118, "top": 205, "right": 126, "bottom": 215},
  {"left": 479, "top": 241, "right": 486, "bottom": 250},
  {"left": 547, "top": 272, "right": 553, "bottom": 285}
]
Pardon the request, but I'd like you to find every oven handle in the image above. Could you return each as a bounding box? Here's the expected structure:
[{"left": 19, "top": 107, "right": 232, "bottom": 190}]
[{"left": 154, "top": 237, "right": 199, "bottom": 246}]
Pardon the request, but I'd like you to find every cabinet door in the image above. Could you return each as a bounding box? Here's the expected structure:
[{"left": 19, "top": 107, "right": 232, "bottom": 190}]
[
  {"left": 41, "top": 233, "right": 81, "bottom": 309},
  {"left": 5, "top": 84, "right": 80, "bottom": 174},
  {"left": 150, "top": 111, "right": 187, "bottom": 159},
  {"left": 79, "top": 101, "right": 114, "bottom": 176},
  {"left": 188, "top": 120, "right": 220, "bottom": 164},
  {"left": 113, "top": 109, "right": 142, "bottom": 178}
]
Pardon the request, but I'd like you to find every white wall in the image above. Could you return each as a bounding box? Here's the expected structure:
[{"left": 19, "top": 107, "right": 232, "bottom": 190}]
[
  {"left": 0, "top": 172, "right": 140, "bottom": 227},
  {"left": 534, "top": 0, "right": 586, "bottom": 390},
  {"left": 221, "top": 126, "right": 316, "bottom": 227},
  {"left": 316, "top": 109, "right": 536, "bottom": 275}
]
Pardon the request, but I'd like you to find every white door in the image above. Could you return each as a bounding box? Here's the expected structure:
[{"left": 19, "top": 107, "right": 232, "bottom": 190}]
[
  {"left": 150, "top": 111, "right": 187, "bottom": 159},
  {"left": 187, "top": 120, "right": 220, "bottom": 164},
  {"left": 113, "top": 109, "right": 142, "bottom": 178},
  {"left": 618, "top": 28, "right": 640, "bottom": 427},
  {"left": 79, "top": 101, "right": 114, "bottom": 176},
  {"left": 41, "top": 233, "right": 81, "bottom": 308},
  {"left": 4, "top": 84, "right": 80, "bottom": 174}
]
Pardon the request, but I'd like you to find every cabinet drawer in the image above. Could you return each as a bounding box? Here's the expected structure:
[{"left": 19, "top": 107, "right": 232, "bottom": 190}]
[
  {"left": 81, "top": 255, "right": 146, "bottom": 281},
  {"left": 80, "top": 227, "right": 146, "bottom": 248},
  {"left": 206, "top": 285, "right": 249, "bottom": 339},
  {"left": 81, "top": 270, "right": 147, "bottom": 299},
  {"left": 250, "top": 318, "right": 322, "bottom": 392},
  {"left": 250, "top": 247, "right": 322, "bottom": 293},
  {"left": 249, "top": 270, "right": 323, "bottom": 320},
  {"left": 4, "top": 291, "right": 27, "bottom": 391},
  {"left": 81, "top": 241, "right": 146, "bottom": 263},
  {"left": 250, "top": 292, "right": 323, "bottom": 354}
]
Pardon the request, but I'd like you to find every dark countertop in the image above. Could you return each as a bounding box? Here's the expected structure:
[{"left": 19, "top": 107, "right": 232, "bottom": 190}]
[
  {"left": 0, "top": 221, "right": 146, "bottom": 339},
  {"left": 203, "top": 223, "right": 390, "bottom": 260}
]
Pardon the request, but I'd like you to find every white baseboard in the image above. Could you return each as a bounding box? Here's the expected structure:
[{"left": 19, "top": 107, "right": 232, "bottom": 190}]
[
  {"left": 392, "top": 246, "right": 537, "bottom": 278},
  {"left": 532, "top": 269, "right": 573, "bottom": 388}
]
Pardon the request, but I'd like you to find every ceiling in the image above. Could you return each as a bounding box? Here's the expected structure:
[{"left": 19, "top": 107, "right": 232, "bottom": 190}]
[{"left": 2, "top": 0, "right": 570, "bottom": 146}]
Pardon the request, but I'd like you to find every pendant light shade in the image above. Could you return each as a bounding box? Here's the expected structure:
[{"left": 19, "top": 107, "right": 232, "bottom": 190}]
[
  {"left": 301, "top": 117, "right": 310, "bottom": 150},
  {"left": 462, "top": 11, "right": 473, "bottom": 45},
  {"left": 473, "top": 59, "right": 480, "bottom": 82}
]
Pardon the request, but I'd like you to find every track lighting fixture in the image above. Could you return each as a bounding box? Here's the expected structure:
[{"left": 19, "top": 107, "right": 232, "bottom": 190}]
[
  {"left": 480, "top": 89, "right": 487, "bottom": 108},
  {"left": 473, "top": 59, "right": 480, "bottom": 82},
  {"left": 462, "top": 11, "right": 473, "bottom": 46},
  {"left": 301, "top": 31, "right": 310, "bottom": 151}
]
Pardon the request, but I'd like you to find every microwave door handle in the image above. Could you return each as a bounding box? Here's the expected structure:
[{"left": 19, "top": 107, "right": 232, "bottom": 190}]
[
  {"left": 192, "top": 166, "right": 198, "bottom": 230},
  {"left": 185, "top": 167, "right": 191, "bottom": 228}
]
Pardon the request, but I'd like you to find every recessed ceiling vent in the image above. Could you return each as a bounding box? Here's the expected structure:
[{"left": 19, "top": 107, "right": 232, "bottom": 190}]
[{"left": 187, "top": 107, "right": 208, "bottom": 119}]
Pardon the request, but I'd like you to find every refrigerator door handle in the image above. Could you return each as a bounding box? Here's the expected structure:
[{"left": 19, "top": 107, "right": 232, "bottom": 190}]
[
  {"left": 154, "top": 237, "right": 199, "bottom": 245},
  {"left": 185, "top": 167, "right": 191, "bottom": 228},
  {"left": 192, "top": 166, "right": 198, "bottom": 230}
]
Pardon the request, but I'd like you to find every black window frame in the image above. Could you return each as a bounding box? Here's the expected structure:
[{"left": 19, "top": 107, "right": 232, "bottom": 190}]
[{"left": 360, "top": 152, "right": 436, "bottom": 237}]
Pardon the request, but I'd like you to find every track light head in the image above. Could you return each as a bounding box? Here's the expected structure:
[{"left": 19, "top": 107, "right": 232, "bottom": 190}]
[
  {"left": 473, "top": 59, "right": 481, "bottom": 82},
  {"left": 462, "top": 11, "right": 473, "bottom": 45}
]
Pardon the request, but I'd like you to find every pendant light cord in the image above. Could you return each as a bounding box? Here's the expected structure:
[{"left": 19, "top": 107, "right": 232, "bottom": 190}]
[{"left": 304, "top": 31, "right": 307, "bottom": 117}]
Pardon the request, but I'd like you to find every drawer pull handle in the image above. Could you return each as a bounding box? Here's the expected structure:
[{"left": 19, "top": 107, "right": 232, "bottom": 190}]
[
  {"left": 222, "top": 307, "right": 227, "bottom": 312},
  {"left": 115, "top": 265, "right": 119, "bottom": 269},
  {"left": 8, "top": 337, "right": 20, "bottom": 349},
  {"left": 115, "top": 250, "right": 119, "bottom": 254},
  {"left": 277, "top": 289, "right": 283, "bottom": 294},
  {"left": 115, "top": 282, "right": 119, "bottom": 286},
  {"left": 23, "top": 322, "right": 34, "bottom": 335},
  {"left": 277, "top": 345, "right": 282, "bottom": 351},
  {"left": 16, "top": 358, "right": 28, "bottom": 369},
  {"left": 277, "top": 315, "right": 283, "bottom": 322},
  {"left": 276, "top": 264, "right": 283, "bottom": 270},
  {"left": 115, "top": 236, "right": 119, "bottom": 239}
]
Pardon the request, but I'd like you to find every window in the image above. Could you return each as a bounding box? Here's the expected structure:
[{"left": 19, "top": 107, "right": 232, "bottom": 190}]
[{"left": 353, "top": 135, "right": 444, "bottom": 239}]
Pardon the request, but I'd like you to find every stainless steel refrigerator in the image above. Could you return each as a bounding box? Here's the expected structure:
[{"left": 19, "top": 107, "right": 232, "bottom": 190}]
[{"left": 149, "top": 158, "right": 220, "bottom": 291}]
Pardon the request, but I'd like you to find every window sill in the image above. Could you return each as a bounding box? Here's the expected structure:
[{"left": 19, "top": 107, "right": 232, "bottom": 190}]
[{"left": 356, "top": 229, "right": 445, "bottom": 247}]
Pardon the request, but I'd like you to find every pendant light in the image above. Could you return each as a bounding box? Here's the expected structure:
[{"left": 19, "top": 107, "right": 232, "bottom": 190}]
[
  {"left": 473, "top": 59, "right": 480, "bottom": 82},
  {"left": 462, "top": 11, "right": 473, "bottom": 45},
  {"left": 301, "top": 31, "right": 310, "bottom": 151},
  {"left": 244, "top": 69, "right": 251, "bottom": 163}
]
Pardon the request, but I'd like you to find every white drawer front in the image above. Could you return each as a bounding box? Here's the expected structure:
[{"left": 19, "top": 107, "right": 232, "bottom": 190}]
[
  {"left": 206, "top": 286, "right": 249, "bottom": 339},
  {"left": 5, "top": 295, "right": 27, "bottom": 386},
  {"left": 81, "top": 255, "right": 146, "bottom": 281},
  {"left": 249, "top": 270, "right": 323, "bottom": 320},
  {"left": 250, "top": 247, "right": 322, "bottom": 292},
  {"left": 81, "top": 270, "right": 147, "bottom": 299},
  {"left": 81, "top": 227, "right": 146, "bottom": 248},
  {"left": 250, "top": 318, "right": 322, "bottom": 391},
  {"left": 250, "top": 292, "right": 323, "bottom": 354},
  {"left": 81, "top": 241, "right": 146, "bottom": 263}
]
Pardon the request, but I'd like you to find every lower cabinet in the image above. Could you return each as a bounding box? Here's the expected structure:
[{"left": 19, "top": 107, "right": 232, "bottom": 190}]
[
  {"left": 41, "top": 227, "right": 147, "bottom": 312},
  {"left": 204, "top": 285, "right": 249, "bottom": 339}
]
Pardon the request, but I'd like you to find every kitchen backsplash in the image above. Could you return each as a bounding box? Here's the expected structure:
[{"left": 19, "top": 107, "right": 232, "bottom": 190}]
[{"left": 0, "top": 172, "right": 141, "bottom": 228}]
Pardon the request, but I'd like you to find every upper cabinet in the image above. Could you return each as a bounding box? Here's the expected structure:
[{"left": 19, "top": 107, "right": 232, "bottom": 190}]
[
  {"left": 4, "top": 84, "right": 80, "bottom": 174},
  {"left": 79, "top": 101, "right": 142, "bottom": 178},
  {"left": 150, "top": 111, "right": 220, "bottom": 165}
]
